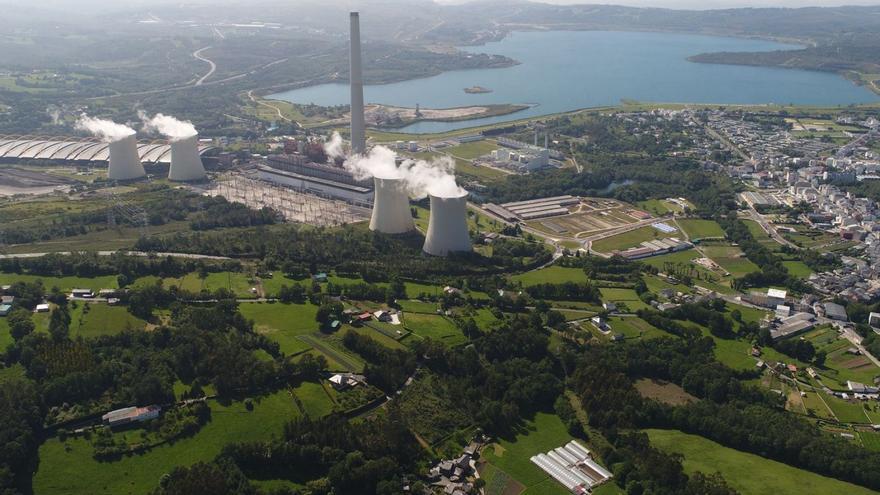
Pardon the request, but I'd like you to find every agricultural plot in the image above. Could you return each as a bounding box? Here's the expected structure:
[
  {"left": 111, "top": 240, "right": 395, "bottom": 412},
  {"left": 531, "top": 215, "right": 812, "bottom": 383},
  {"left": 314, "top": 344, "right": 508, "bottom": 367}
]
[
  {"left": 599, "top": 288, "right": 650, "bottom": 312},
  {"left": 742, "top": 219, "right": 782, "bottom": 252},
  {"left": 636, "top": 198, "right": 684, "bottom": 216},
  {"left": 68, "top": 303, "right": 147, "bottom": 338},
  {"left": 34, "top": 391, "right": 321, "bottom": 495},
  {"left": 445, "top": 139, "right": 498, "bottom": 160},
  {"left": 350, "top": 326, "right": 407, "bottom": 350},
  {"left": 481, "top": 412, "right": 575, "bottom": 491},
  {"left": 801, "top": 326, "right": 880, "bottom": 386},
  {"left": 0, "top": 272, "right": 118, "bottom": 292},
  {"left": 606, "top": 316, "right": 665, "bottom": 340},
  {"left": 510, "top": 265, "right": 589, "bottom": 286},
  {"left": 403, "top": 313, "right": 467, "bottom": 346},
  {"left": 239, "top": 302, "right": 319, "bottom": 355},
  {"left": 298, "top": 334, "right": 365, "bottom": 373},
  {"left": 646, "top": 429, "right": 878, "bottom": 495},
  {"left": 700, "top": 244, "right": 760, "bottom": 277},
  {"left": 591, "top": 224, "right": 679, "bottom": 253},
  {"left": 676, "top": 219, "right": 725, "bottom": 239},
  {"left": 641, "top": 250, "right": 734, "bottom": 294},
  {"left": 782, "top": 260, "right": 813, "bottom": 279},
  {"left": 526, "top": 201, "right": 642, "bottom": 238}
]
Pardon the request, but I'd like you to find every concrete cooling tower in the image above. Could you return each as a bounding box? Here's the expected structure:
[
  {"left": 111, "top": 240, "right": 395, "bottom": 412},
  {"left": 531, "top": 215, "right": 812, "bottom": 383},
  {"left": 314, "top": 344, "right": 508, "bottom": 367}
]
[
  {"left": 349, "top": 12, "right": 366, "bottom": 155},
  {"left": 370, "top": 177, "right": 415, "bottom": 234},
  {"left": 423, "top": 192, "right": 472, "bottom": 256},
  {"left": 168, "top": 135, "right": 206, "bottom": 181},
  {"left": 108, "top": 134, "right": 145, "bottom": 180}
]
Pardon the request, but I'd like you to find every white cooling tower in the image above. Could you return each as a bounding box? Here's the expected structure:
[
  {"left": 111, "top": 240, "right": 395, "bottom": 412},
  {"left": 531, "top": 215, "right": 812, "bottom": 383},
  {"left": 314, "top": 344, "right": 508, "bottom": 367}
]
[
  {"left": 168, "top": 135, "right": 206, "bottom": 181},
  {"left": 108, "top": 134, "right": 145, "bottom": 180},
  {"left": 349, "top": 12, "right": 366, "bottom": 155},
  {"left": 370, "top": 177, "right": 414, "bottom": 234},
  {"left": 423, "top": 192, "right": 472, "bottom": 256}
]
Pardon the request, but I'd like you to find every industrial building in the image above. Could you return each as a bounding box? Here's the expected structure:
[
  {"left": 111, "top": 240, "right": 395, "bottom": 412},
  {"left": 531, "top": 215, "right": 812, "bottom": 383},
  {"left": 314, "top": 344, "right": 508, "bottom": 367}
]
[
  {"left": 102, "top": 405, "right": 161, "bottom": 427},
  {"left": 485, "top": 196, "right": 580, "bottom": 222},
  {"left": 257, "top": 154, "right": 374, "bottom": 205},
  {"left": 530, "top": 440, "right": 612, "bottom": 494},
  {"left": 0, "top": 135, "right": 215, "bottom": 166},
  {"left": 369, "top": 176, "right": 414, "bottom": 234},
  {"left": 423, "top": 192, "right": 472, "bottom": 256},
  {"left": 615, "top": 237, "right": 692, "bottom": 260}
]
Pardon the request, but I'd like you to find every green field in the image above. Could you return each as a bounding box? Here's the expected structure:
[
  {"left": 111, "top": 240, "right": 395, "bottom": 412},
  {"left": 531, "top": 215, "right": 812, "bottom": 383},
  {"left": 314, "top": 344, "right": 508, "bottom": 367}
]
[
  {"left": 482, "top": 412, "right": 575, "bottom": 491},
  {"left": 0, "top": 273, "right": 119, "bottom": 292},
  {"left": 599, "top": 288, "right": 650, "bottom": 312},
  {"left": 510, "top": 266, "right": 589, "bottom": 286},
  {"left": 68, "top": 303, "right": 147, "bottom": 338},
  {"left": 403, "top": 313, "right": 466, "bottom": 346},
  {"left": 782, "top": 260, "right": 813, "bottom": 278},
  {"left": 34, "top": 390, "right": 330, "bottom": 495},
  {"left": 239, "top": 302, "right": 319, "bottom": 355},
  {"left": 636, "top": 199, "right": 683, "bottom": 216},
  {"left": 445, "top": 139, "right": 498, "bottom": 160},
  {"left": 700, "top": 244, "right": 760, "bottom": 277},
  {"left": 607, "top": 316, "right": 665, "bottom": 340},
  {"left": 591, "top": 225, "right": 680, "bottom": 253},
  {"left": 646, "top": 429, "right": 878, "bottom": 495},
  {"left": 676, "top": 219, "right": 725, "bottom": 239},
  {"left": 0, "top": 318, "right": 12, "bottom": 350}
]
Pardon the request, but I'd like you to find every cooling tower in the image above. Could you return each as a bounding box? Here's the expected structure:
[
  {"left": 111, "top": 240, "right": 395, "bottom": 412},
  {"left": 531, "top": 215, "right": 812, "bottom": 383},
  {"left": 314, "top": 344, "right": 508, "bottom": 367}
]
[
  {"left": 349, "top": 12, "right": 366, "bottom": 155},
  {"left": 423, "top": 192, "right": 472, "bottom": 256},
  {"left": 370, "top": 177, "right": 414, "bottom": 234},
  {"left": 168, "top": 135, "right": 206, "bottom": 181},
  {"left": 108, "top": 134, "right": 145, "bottom": 180}
]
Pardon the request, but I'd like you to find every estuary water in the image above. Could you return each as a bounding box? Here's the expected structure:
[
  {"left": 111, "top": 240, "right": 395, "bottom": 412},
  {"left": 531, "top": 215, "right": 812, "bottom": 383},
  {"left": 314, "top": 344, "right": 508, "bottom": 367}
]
[{"left": 269, "top": 30, "right": 879, "bottom": 134}]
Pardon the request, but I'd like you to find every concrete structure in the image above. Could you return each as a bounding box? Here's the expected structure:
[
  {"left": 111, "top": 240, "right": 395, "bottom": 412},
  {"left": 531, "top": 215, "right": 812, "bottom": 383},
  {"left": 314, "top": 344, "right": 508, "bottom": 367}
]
[
  {"left": 107, "top": 134, "right": 146, "bottom": 180},
  {"left": 423, "top": 192, "right": 472, "bottom": 256},
  {"left": 349, "top": 12, "right": 366, "bottom": 155},
  {"left": 0, "top": 135, "right": 215, "bottom": 165},
  {"left": 369, "top": 176, "right": 414, "bottom": 234},
  {"left": 168, "top": 135, "right": 206, "bottom": 181}
]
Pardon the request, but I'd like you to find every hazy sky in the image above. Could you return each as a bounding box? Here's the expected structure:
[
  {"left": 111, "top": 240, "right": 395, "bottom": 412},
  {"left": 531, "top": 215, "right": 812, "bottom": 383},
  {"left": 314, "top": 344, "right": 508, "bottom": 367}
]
[{"left": 438, "top": 0, "right": 880, "bottom": 7}]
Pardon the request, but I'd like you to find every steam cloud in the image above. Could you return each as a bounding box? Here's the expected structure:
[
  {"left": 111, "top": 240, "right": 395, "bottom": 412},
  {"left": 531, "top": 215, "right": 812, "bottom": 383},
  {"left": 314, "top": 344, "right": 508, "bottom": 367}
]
[
  {"left": 344, "top": 145, "right": 466, "bottom": 199},
  {"left": 139, "top": 111, "right": 197, "bottom": 141},
  {"left": 324, "top": 132, "right": 345, "bottom": 161},
  {"left": 75, "top": 114, "right": 135, "bottom": 142}
]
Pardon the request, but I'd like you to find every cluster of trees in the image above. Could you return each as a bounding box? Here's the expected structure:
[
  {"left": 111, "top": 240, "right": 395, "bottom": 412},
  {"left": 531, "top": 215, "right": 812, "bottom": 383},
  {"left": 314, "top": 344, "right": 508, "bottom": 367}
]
[
  {"left": 188, "top": 198, "right": 282, "bottom": 231},
  {"left": 523, "top": 281, "right": 601, "bottom": 302},
  {"left": 720, "top": 218, "right": 802, "bottom": 291},
  {"left": 0, "top": 376, "right": 42, "bottom": 495},
  {"left": 342, "top": 331, "right": 416, "bottom": 394}
]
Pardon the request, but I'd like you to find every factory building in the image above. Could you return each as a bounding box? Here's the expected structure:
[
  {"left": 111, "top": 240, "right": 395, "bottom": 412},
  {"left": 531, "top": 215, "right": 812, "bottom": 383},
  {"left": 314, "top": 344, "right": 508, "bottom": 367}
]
[
  {"left": 0, "top": 135, "right": 215, "bottom": 166},
  {"left": 485, "top": 196, "right": 579, "bottom": 221},
  {"left": 423, "top": 192, "right": 472, "bottom": 256},
  {"left": 257, "top": 154, "right": 373, "bottom": 205}
]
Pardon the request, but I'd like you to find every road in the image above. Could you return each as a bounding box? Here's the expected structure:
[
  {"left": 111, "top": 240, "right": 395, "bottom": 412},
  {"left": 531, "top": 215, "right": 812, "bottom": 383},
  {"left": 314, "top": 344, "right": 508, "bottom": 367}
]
[
  {"left": 0, "top": 251, "right": 231, "bottom": 260},
  {"left": 192, "top": 47, "right": 216, "bottom": 86},
  {"left": 743, "top": 206, "right": 799, "bottom": 250}
]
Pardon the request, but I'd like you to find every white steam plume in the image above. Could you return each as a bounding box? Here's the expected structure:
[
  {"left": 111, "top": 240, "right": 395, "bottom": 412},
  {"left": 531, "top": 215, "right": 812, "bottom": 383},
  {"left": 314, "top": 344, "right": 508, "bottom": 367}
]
[
  {"left": 75, "top": 114, "right": 135, "bottom": 142},
  {"left": 344, "top": 145, "right": 466, "bottom": 199},
  {"left": 139, "top": 111, "right": 197, "bottom": 141},
  {"left": 324, "top": 132, "right": 345, "bottom": 161}
]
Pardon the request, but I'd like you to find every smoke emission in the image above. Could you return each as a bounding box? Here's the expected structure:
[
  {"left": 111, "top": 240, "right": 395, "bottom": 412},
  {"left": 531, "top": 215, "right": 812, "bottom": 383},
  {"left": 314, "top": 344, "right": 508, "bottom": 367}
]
[
  {"left": 324, "top": 132, "right": 345, "bottom": 161},
  {"left": 75, "top": 114, "right": 136, "bottom": 142},
  {"left": 140, "top": 111, "right": 198, "bottom": 140},
  {"left": 344, "top": 145, "right": 466, "bottom": 198}
]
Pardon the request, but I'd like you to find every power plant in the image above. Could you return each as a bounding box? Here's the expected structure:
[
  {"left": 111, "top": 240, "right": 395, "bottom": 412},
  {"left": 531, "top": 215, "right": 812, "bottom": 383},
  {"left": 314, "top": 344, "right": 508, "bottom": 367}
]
[
  {"left": 369, "top": 176, "right": 415, "bottom": 234},
  {"left": 168, "top": 135, "right": 207, "bottom": 181},
  {"left": 107, "top": 134, "right": 146, "bottom": 180},
  {"left": 423, "top": 191, "right": 472, "bottom": 256},
  {"left": 349, "top": 12, "right": 366, "bottom": 155}
]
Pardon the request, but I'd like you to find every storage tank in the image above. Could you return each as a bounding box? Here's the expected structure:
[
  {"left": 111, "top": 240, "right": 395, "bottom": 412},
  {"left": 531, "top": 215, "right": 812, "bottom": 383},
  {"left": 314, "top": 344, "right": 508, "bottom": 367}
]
[
  {"left": 370, "top": 176, "right": 414, "bottom": 234},
  {"left": 349, "top": 12, "right": 366, "bottom": 155},
  {"left": 107, "top": 134, "right": 145, "bottom": 180},
  {"left": 423, "top": 191, "right": 472, "bottom": 256},
  {"left": 168, "top": 135, "right": 206, "bottom": 181}
]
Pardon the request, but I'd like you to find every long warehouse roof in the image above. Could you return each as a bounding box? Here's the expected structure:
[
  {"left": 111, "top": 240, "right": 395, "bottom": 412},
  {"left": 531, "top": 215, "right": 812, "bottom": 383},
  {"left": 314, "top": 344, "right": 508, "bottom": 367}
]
[{"left": 0, "top": 135, "right": 215, "bottom": 164}]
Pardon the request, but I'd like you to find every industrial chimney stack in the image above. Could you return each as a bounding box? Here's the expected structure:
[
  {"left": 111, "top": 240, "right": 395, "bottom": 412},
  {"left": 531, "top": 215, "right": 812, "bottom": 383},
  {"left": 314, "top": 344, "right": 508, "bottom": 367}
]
[
  {"left": 350, "top": 12, "right": 366, "bottom": 155},
  {"left": 370, "top": 177, "right": 415, "bottom": 234},
  {"left": 108, "top": 134, "right": 146, "bottom": 181},
  {"left": 168, "top": 135, "right": 206, "bottom": 181},
  {"left": 423, "top": 191, "right": 472, "bottom": 256}
]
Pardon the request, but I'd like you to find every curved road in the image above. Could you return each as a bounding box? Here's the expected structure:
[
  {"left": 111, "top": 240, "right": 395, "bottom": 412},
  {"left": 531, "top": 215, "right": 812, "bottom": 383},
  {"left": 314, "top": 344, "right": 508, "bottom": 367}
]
[{"left": 193, "top": 46, "right": 216, "bottom": 86}]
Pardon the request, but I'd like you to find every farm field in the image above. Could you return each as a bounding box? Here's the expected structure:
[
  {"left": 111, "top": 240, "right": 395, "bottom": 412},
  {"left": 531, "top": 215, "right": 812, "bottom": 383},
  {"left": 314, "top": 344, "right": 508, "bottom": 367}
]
[
  {"left": 599, "top": 288, "right": 650, "bottom": 312},
  {"left": 525, "top": 199, "right": 641, "bottom": 238},
  {"left": 742, "top": 219, "right": 783, "bottom": 251},
  {"left": 636, "top": 198, "right": 684, "bottom": 216},
  {"left": 0, "top": 272, "right": 118, "bottom": 292},
  {"left": 676, "top": 218, "right": 724, "bottom": 239},
  {"left": 799, "top": 326, "right": 880, "bottom": 387},
  {"left": 444, "top": 139, "right": 498, "bottom": 160},
  {"left": 782, "top": 260, "right": 813, "bottom": 278},
  {"left": 239, "top": 302, "right": 319, "bottom": 355},
  {"left": 33, "top": 390, "right": 328, "bottom": 495},
  {"left": 646, "top": 429, "right": 878, "bottom": 495},
  {"left": 607, "top": 316, "right": 665, "bottom": 340},
  {"left": 68, "top": 303, "right": 147, "bottom": 338},
  {"left": 700, "top": 244, "right": 760, "bottom": 277},
  {"left": 481, "top": 412, "right": 575, "bottom": 492},
  {"left": 403, "top": 313, "right": 466, "bottom": 346},
  {"left": 510, "top": 265, "right": 589, "bottom": 286},
  {"left": 641, "top": 250, "right": 734, "bottom": 294},
  {"left": 591, "top": 224, "right": 679, "bottom": 253}
]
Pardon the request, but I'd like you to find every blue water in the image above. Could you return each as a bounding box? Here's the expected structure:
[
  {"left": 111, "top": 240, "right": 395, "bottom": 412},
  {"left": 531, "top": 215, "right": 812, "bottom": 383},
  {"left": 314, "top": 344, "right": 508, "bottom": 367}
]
[{"left": 270, "top": 30, "right": 878, "bottom": 134}]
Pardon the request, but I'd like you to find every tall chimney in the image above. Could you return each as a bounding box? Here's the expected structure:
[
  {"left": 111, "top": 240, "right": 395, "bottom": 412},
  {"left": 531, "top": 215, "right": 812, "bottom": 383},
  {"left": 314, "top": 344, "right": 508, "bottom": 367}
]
[{"left": 350, "top": 12, "right": 366, "bottom": 155}]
